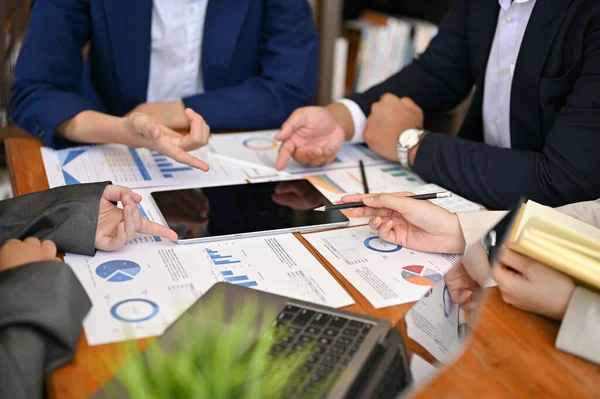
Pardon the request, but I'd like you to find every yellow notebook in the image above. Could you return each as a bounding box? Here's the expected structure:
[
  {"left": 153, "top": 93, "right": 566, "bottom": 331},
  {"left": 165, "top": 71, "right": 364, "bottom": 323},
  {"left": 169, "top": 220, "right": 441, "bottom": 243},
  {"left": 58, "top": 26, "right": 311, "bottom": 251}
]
[{"left": 509, "top": 201, "right": 600, "bottom": 290}]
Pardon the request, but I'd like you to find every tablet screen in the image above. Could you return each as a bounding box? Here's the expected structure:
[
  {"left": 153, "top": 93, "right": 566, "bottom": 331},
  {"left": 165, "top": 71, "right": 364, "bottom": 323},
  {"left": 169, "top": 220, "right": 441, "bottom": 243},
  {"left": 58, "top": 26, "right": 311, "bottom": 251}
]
[{"left": 151, "top": 180, "right": 350, "bottom": 241}]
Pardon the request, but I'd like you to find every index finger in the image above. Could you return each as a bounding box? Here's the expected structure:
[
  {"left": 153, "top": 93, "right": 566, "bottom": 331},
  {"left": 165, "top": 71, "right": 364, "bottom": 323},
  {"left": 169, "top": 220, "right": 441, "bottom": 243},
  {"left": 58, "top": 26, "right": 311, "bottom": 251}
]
[
  {"left": 103, "top": 185, "right": 142, "bottom": 203},
  {"left": 138, "top": 219, "right": 178, "bottom": 241},
  {"left": 276, "top": 139, "right": 296, "bottom": 170},
  {"left": 156, "top": 141, "right": 210, "bottom": 171}
]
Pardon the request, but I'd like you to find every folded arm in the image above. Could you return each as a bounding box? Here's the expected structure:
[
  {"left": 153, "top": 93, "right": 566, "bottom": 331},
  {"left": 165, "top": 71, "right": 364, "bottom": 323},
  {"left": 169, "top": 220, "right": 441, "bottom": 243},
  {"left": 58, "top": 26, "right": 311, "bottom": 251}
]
[
  {"left": 0, "top": 261, "right": 91, "bottom": 399},
  {"left": 182, "top": 0, "right": 319, "bottom": 131}
]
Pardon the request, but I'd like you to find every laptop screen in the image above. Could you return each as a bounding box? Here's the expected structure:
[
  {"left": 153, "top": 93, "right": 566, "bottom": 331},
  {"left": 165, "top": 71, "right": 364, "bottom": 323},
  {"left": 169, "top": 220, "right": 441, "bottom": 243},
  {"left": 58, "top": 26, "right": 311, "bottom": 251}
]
[{"left": 394, "top": 204, "right": 522, "bottom": 396}]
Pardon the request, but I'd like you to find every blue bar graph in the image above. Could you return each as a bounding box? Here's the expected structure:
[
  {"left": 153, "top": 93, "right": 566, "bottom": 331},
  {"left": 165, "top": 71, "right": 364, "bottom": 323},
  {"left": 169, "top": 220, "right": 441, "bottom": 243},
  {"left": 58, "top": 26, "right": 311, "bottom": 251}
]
[
  {"left": 160, "top": 167, "right": 194, "bottom": 173},
  {"left": 238, "top": 281, "right": 259, "bottom": 288},
  {"left": 206, "top": 249, "right": 240, "bottom": 265},
  {"left": 225, "top": 275, "right": 249, "bottom": 283},
  {"left": 128, "top": 149, "right": 151, "bottom": 181},
  {"left": 219, "top": 270, "right": 258, "bottom": 287}
]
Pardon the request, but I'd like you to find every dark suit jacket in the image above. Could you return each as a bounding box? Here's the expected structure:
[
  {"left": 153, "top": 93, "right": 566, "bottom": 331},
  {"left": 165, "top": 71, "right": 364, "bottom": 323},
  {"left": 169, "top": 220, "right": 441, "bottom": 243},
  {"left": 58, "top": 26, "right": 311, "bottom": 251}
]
[
  {"left": 0, "top": 183, "right": 109, "bottom": 399},
  {"left": 349, "top": 0, "right": 600, "bottom": 209},
  {"left": 10, "top": 0, "right": 318, "bottom": 147}
]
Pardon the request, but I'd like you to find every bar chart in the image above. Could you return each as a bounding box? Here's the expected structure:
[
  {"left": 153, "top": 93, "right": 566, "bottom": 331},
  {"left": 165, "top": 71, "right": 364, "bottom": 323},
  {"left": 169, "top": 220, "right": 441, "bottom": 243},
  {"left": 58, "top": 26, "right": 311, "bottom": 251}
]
[
  {"left": 205, "top": 248, "right": 241, "bottom": 265},
  {"left": 150, "top": 151, "right": 194, "bottom": 179},
  {"left": 219, "top": 270, "right": 259, "bottom": 288}
]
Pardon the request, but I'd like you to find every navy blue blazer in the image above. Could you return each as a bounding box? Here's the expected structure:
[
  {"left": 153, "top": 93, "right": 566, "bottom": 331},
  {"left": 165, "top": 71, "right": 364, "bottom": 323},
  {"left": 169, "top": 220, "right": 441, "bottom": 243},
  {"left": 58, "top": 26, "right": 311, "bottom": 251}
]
[
  {"left": 11, "top": 0, "right": 318, "bottom": 147},
  {"left": 349, "top": 0, "right": 600, "bottom": 209}
]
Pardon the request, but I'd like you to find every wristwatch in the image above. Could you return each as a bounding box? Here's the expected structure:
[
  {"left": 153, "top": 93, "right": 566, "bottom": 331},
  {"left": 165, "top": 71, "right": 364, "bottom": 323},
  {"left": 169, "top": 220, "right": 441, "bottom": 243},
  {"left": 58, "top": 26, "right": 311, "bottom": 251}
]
[{"left": 397, "top": 128, "right": 426, "bottom": 169}]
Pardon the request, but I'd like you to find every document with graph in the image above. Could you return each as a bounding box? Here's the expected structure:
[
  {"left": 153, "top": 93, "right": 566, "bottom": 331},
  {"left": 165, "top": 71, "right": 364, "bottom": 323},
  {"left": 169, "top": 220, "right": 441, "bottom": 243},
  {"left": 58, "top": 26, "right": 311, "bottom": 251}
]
[
  {"left": 41, "top": 144, "right": 248, "bottom": 189},
  {"left": 65, "top": 234, "right": 354, "bottom": 345},
  {"left": 305, "top": 165, "right": 484, "bottom": 216},
  {"left": 204, "top": 130, "right": 388, "bottom": 176},
  {"left": 303, "top": 226, "right": 458, "bottom": 308}
]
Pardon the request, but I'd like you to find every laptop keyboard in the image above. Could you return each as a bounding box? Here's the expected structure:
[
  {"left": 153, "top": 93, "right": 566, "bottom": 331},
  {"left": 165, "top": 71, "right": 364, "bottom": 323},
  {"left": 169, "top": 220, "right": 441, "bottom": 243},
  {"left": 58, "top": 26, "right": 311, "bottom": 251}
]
[{"left": 270, "top": 304, "right": 374, "bottom": 398}]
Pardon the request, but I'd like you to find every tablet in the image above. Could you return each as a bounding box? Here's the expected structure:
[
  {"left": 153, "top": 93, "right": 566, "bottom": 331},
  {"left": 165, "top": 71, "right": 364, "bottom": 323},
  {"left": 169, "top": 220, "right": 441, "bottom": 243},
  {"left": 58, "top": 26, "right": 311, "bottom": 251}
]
[{"left": 151, "top": 179, "right": 350, "bottom": 244}]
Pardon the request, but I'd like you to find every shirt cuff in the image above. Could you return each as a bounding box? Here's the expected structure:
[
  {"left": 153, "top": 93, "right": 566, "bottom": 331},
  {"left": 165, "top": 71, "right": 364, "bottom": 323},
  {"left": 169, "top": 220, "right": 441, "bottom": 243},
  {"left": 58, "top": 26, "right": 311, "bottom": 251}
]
[
  {"left": 457, "top": 211, "right": 508, "bottom": 249},
  {"left": 336, "top": 99, "right": 367, "bottom": 143}
]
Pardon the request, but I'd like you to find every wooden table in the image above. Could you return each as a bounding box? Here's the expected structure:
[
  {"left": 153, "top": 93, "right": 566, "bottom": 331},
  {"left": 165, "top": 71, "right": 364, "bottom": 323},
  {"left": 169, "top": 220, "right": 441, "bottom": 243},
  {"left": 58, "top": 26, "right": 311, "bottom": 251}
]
[{"left": 6, "top": 137, "right": 600, "bottom": 398}]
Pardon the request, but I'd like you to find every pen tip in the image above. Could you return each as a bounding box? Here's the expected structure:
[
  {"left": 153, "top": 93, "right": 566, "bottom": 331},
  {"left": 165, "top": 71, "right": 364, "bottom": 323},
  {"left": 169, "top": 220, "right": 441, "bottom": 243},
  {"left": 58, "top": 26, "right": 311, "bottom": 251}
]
[{"left": 313, "top": 206, "right": 326, "bottom": 212}]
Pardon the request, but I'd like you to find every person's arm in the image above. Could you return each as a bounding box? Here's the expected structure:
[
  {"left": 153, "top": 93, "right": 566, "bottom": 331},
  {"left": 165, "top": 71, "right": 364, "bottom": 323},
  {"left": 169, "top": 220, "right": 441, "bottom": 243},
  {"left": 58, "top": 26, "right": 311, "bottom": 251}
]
[
  {"left": 10, "top": 0, "right": 97, "bottom": 147},
  {"left": 10, "top": 1, "right": 209, "bottom": 169},
  {"left": 555, "top": 286, "right": 600, "bottom": 365},
  {"left": 181, "top": 0, "right": 318, "bottom": 132},
  {"left": 555, "top": 199, "right": 600, "bottom": 228},
  {"left": 346, "top": 0, "right": 474, "bottom": 119},
  {"left": 409, "top": 24, "right": 600, "bottom": 209},
  {"left": 0, "top": 182, "right": 109, "bottom": 255},
  {"left": 0, "top": 261, "right": 91, "bottom": 399}
]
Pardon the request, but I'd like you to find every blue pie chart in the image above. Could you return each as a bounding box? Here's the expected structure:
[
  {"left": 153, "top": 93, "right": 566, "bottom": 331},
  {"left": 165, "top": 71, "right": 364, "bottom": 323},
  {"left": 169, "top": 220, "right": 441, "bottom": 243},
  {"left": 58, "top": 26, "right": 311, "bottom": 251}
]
[
  {"left": 363, "top": 236, "right": 402, "bottom": 253},
  {"left": 96, "top": 260, "right": 141, "bottom": 282}
]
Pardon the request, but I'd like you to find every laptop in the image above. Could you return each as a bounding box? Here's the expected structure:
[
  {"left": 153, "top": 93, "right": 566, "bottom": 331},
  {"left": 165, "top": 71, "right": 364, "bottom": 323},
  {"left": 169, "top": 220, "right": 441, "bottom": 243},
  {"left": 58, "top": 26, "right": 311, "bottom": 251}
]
[{"left": 95, "top": 205, "right": 520, "bottom": 399}]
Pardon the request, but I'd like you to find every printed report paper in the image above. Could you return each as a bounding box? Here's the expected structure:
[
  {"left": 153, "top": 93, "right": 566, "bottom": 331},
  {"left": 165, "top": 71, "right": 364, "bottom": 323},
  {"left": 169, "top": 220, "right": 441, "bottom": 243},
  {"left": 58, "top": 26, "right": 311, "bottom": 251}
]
[
  {"left": 65, "top": 235, "right": 354, "bottom": 345},
  {"left": 406, "top": 281, "right": 462, "bottom": 363},
  {"left": 204, "top": 130, "right": 388, "bottom": 177},
  {"left": 302, "top": 226, "right": 458, "bottom": 308},
  {"left": 41, "top": 144, "right": 247, "bottom": 189}
]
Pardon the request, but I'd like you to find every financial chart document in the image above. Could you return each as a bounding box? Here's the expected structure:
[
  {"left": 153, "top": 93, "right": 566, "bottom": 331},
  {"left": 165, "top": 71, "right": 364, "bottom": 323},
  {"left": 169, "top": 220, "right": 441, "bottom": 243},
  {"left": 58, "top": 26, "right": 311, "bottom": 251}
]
[
  {"left": 66, "top": 234, "right": 354, "bottom": 345},
  {"left": 41, "top": 145, "right": 247, "bottom": 189},
  {"left": 303, "top": 226, "right": 458, "bottom": 308},
  {"left": 205, "top": 130, "right": 388, "bottom": 177}
]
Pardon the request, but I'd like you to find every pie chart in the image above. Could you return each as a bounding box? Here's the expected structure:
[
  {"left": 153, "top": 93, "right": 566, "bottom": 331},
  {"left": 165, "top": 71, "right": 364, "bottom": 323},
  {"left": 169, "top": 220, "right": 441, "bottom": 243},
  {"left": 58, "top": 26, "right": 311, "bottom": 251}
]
[
  {"left": 96, "top": 260, "right": 141, "bottom": 282},
  {"left": 363, "top": 236, "right": 402, "bottom": 253},
  {"left": 401, "top": 265, "right": 443, "bottom": 286}
]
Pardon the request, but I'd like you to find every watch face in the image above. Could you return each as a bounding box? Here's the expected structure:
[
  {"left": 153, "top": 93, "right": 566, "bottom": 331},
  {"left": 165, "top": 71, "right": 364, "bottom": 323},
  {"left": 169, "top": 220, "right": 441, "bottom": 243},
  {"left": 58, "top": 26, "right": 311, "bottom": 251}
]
[{"left": 399, "top": 128, "right": 422, "bottom": 148}]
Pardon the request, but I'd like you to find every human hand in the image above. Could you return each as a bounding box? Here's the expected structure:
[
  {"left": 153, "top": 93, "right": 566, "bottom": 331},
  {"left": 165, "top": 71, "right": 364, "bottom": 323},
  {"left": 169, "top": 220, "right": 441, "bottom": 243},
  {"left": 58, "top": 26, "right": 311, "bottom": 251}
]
[
  {"left": 363, "top": 95, "right": 424, "bottom": 161},
  {"left": 494, "top": 246, "right": 576, "bottom": 321},
  {"left": 0, "top": 238, "right": 58, "bottom": 272},
  {"left": 129, "top": 101, "right": 188, "bottom": 129},
  {"left": 445, "top": 242, "right": 493, "bottom": 311},
  {"left": 275, "top": 106, "right": 345, "bottom": 170},
  {"left": 341, "top": 192, "right": 466, "bottom": 254},
  {"left": 96, "top": 185, "right": 178, "bottom": 251},
  {"left": 123, "top": 109, "right": 210, "bottom": 171},
  {"left": 271, "top": 180, "right": 329, "bottom": 211}
]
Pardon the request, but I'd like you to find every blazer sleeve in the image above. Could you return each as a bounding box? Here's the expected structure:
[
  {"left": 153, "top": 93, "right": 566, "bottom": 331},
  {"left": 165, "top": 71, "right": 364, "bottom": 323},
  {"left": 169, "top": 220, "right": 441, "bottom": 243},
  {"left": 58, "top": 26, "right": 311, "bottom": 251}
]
[
  {"left": 411, "top": 25, "right": 600, "bottom": 210},
  {"left": 555, "top": 199, "right": 600, "bottom": 228},
  {"left": 0, "top": 261, "right": 91, "bottom": 399},
  {"left": 10, "top": 0, "right": 99, "bottom": 147},
  {"left": 182, "top": 0, "right": 319, "bottom": 132},
  {"left": 555, "top": 287, "right": 600, "bottom": 365},
  {"left": 0, "top": 182, "right": 109, "bottom": 256},
  {"left": 346, "top": 0, "right": 474, "bottom": 117}
]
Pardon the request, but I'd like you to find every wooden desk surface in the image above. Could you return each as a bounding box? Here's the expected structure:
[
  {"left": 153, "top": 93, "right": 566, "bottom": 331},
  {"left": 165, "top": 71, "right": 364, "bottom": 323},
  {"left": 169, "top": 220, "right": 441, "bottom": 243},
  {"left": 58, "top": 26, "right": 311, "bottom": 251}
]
[{"left": 6, "top": 138, "right": 600, "bottom": 398}]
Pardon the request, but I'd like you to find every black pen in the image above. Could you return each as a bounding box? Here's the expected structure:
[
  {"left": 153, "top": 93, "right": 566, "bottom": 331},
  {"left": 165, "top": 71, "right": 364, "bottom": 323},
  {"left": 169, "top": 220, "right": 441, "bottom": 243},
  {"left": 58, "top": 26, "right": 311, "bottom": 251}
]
[
  {"left": 313, "top": 192, "right": 453, "bottom": 212},
  {"left": 359, "top": 160, "right": 369, "bottom": 194}
]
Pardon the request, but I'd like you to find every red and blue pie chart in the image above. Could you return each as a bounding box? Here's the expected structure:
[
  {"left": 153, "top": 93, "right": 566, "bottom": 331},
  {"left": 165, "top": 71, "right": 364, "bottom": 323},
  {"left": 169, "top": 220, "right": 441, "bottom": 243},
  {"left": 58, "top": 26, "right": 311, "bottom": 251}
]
[{"left": 400, "top": 265, "right": 443, "bottom": 286}]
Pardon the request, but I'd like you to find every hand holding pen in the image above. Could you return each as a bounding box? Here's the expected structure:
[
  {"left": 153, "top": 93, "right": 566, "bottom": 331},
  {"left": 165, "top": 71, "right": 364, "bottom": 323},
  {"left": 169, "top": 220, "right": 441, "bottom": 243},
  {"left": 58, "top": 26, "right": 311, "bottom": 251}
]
[{"left": 324, "top": 192, "right": 467, "bottom": 254}]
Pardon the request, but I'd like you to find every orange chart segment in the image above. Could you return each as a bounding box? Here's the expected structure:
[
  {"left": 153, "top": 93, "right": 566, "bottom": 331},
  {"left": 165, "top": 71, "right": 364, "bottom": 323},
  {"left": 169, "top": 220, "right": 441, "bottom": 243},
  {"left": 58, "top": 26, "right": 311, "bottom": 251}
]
[
  {"left": 305, "top": 175, "right": 346, "bottom": 194},
  {"left": 401, "top": 266, "right": 443, "bottom": 287}
]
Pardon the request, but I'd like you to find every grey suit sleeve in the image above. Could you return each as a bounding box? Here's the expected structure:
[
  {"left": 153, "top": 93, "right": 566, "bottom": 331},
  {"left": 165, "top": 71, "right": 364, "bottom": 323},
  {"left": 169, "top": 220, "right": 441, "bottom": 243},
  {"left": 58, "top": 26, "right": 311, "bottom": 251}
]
[
  {"left": 0, "top": 182, "right": 109, "bottom": 256},
  {"left": 0, "top": 261, "right": 91, "bottom": 399},
  {"left": 556, "top": 199, "right": 600, "bottom": 229},
  {"left": 555, "top": 287, "right": 600, "bottom": 365}
]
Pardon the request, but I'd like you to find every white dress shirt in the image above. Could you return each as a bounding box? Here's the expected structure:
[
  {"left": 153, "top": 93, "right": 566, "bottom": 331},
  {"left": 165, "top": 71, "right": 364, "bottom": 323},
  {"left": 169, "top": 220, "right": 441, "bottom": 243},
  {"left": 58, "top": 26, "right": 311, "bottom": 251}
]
[
  {"left": 146, "top": 0, "right": 209, "bottom": 103},
  {"left": 341, "top": 0, "right": 536, "bottom": 148}
]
